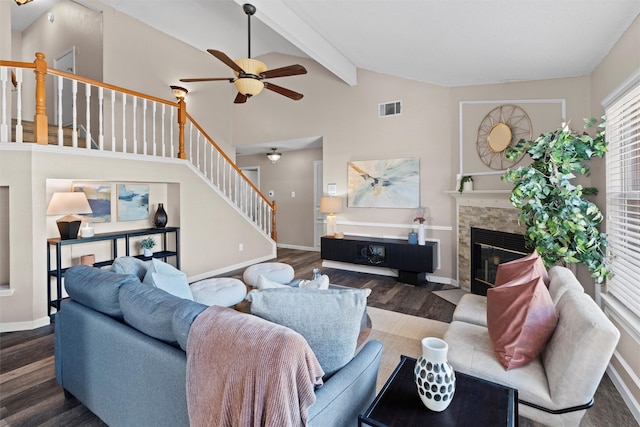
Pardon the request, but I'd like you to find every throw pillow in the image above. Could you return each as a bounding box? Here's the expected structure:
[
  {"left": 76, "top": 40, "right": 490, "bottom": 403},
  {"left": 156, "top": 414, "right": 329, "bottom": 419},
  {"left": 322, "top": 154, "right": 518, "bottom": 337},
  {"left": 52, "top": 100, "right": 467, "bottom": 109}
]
[
  {"left": 256, "top": 274, "right": 291, "bottom": 290},
  {"left": 487, "top": 276, "right": 559, "bottom": 370},
  {"left": 249, "top": 287, "right": 368, "bottom": 376},
  {"left": 299, "top": 274, "right": 330, "bottom": 290},
  {"left": 110, "top": 256, "right": 150, "bottom": 281},
  {"left": 64, "top": 265, "right": 140, "bottom": 320},
  {"left": 494, "top": 250, "right": 549, "bottom": 287},
  {"left": 142, "top": 259, "right": 193, "bottom": 300}
]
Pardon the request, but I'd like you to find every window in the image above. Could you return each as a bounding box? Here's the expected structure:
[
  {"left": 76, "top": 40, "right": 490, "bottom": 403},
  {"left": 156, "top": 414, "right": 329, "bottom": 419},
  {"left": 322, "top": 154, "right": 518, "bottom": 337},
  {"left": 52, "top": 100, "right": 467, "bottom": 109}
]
[{"left": 605, "top": 70, "right": 640, "bottom": 315}]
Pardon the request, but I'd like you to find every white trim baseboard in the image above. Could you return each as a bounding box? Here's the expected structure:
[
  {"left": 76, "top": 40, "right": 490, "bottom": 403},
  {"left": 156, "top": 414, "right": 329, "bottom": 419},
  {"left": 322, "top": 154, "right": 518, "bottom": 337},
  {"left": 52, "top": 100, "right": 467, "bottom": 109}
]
[
  {"left": 0, "top": 316, "right": 50, "bottom": 333},
  {"left": 277, "top": 243, "right": 317, "bottom": 251},
  {"left": 321, "top": 260, "right": 456, "bottom": 286},
  {"left": 187, "top": 253, "right": 276, "bottom": 283}
]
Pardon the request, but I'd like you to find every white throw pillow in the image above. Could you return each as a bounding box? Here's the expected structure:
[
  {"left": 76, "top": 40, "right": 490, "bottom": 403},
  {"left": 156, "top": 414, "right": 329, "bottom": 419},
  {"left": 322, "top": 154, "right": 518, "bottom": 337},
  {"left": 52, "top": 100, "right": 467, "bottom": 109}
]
[
  {"left": 142, "top": 259, "right": 193, "bottom": 300},
  {"left": 299, "top": 274, "right": 330, "bottom": 290},
  {"left": 256, "top": 274, "right": 291, "bottom": 290}
]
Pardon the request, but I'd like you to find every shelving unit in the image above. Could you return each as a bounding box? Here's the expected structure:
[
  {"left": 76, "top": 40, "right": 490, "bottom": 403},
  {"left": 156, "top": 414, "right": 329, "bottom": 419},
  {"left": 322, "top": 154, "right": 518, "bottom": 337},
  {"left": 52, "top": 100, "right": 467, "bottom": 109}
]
[
  {"left": 47, "top": 227, "right": 180, "bottom": 316},
  {"left": 321, "top": 235, "right": 437, "bottom": 285}
]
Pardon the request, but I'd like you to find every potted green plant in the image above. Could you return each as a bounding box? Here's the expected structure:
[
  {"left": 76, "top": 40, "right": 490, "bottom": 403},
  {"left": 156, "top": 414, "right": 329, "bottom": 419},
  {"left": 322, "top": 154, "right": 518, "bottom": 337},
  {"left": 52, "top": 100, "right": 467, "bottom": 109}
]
[
  {"left": 458, "top": 175, "right": 474, "bottom": 193},
  {"left": 140, "top": 237, "right": 156, "bottom": 257},
  {"left": 502, "top": 118, "right": 610, "bottom": 283}
]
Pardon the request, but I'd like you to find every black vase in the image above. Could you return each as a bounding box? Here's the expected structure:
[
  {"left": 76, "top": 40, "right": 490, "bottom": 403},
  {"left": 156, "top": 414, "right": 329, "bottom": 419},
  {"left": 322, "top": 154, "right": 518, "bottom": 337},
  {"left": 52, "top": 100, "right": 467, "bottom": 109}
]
[{"left": 154, "top": 203, "right": 168, "bottom": 228}]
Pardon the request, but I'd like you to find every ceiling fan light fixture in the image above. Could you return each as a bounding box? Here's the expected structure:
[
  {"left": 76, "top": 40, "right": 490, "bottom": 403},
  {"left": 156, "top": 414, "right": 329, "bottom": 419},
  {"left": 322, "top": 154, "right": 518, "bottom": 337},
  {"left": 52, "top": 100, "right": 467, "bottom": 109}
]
[
  {"left": 267, "top": 148, "right": 282, "bottom": 163},
  {"left": 170, "top": 85, "right": 188, "bottom": 100},
  {"left": 234, "top": 78, "right": 264, "bottom": 97},
  {"left": 15, "top": 0, "right": 34, "bottom": 5}
]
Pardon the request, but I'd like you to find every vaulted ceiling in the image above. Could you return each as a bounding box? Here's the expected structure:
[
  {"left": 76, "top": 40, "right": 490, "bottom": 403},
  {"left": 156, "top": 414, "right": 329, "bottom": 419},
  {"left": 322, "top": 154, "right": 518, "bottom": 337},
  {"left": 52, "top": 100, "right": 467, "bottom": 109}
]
[{"left": 11, "top": 0, "right": 640, "bottom": 88}]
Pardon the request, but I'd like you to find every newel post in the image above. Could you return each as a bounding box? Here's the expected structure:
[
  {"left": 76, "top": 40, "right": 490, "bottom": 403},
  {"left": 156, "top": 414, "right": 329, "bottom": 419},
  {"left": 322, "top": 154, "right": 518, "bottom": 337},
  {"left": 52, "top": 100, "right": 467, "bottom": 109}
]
[
  {"left": 177, "top": 97, "right": 187, "bottom": 159},
  {"left": 34, "top": 52, "right": 49, "bottom": 145},
  {"left": 271, "top": 200, "right": 277, "bottom": 241}
]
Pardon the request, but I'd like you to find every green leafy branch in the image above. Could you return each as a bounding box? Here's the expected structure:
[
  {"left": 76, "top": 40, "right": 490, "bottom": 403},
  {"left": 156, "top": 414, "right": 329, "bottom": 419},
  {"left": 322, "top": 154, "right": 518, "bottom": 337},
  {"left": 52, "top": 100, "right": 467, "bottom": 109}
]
[{"left": 502, "top": 118, "right": 611, "bottom": 283}]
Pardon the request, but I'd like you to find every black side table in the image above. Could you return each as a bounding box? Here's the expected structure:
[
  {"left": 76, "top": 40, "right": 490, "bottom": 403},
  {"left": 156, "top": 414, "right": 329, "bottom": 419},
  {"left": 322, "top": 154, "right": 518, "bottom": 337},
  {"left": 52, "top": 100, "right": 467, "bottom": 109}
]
[{"left": 359, "top": 355, "right": 517, "bottom": 427}]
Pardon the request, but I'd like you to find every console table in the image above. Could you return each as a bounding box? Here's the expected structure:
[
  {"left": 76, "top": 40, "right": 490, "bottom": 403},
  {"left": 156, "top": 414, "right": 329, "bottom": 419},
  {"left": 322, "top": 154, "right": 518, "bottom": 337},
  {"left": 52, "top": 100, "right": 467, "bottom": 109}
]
[
  {"left": 47, "top": 227, "right": 180, "bottom": 316},
  {"left": 320, "top": 236, "right": 437, "bottom": 285}
]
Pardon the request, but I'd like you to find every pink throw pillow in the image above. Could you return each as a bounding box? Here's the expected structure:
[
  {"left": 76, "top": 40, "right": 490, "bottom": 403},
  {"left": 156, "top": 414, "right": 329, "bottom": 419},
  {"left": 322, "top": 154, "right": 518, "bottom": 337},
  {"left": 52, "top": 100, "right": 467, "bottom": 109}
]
[
  {"left": 487, "top": 276, "right": 558, "bottom": 370},
  {"left": 494, "top": 250, "right": 549, "bottom": 287}
]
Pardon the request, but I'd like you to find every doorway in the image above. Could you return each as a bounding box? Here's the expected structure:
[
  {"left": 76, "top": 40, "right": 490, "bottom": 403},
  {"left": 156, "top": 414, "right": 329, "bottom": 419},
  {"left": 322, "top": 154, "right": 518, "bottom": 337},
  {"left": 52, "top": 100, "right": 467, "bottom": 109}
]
[{"left": 314, "top": 160, "right": 323, "bottom": 250}]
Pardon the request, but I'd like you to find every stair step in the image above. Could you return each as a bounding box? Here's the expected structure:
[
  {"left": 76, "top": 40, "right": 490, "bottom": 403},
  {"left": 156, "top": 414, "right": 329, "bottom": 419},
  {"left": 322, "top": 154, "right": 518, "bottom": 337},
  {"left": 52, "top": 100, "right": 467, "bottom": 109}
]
[{"left": 11, "top": 119, "right": 86, "bottom": 147}]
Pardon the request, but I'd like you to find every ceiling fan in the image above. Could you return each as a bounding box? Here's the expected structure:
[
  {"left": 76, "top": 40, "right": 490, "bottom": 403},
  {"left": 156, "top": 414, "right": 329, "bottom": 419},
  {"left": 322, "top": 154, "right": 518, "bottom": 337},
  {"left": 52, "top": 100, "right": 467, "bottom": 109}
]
[{"left": 180, "top": 3, "right": 307, "bottom": 104}]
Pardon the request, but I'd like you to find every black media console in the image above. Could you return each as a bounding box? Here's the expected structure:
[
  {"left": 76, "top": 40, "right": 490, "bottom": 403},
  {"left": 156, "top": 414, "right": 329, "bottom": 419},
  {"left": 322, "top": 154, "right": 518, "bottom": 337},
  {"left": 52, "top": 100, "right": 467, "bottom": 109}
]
[{"left": 321, "top": 235, "right": 437, "bottom": 285}]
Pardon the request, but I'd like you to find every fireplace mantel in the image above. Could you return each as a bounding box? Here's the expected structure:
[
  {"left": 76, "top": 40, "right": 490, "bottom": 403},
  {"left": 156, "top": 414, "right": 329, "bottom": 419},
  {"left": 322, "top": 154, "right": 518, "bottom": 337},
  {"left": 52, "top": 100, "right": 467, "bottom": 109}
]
[{"left": 445, "top": 190, "right": 513, "bottom": 209}]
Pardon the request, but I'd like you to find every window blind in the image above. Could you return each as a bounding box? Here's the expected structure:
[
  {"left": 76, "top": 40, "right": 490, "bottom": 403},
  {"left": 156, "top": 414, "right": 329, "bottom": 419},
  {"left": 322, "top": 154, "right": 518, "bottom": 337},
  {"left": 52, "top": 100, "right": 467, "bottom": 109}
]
[{"left": 606, "top": 81, "right": 640, "bottom": 315}]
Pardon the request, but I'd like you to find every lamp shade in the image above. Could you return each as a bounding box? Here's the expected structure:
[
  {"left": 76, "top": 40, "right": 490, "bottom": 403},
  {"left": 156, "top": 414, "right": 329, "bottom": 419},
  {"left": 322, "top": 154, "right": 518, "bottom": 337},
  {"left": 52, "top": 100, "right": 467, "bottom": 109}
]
[
  {"left": 47, "top": 192, "right": 92, "bottom": 239},
  {"left": 320, "top": 197, "right": 342, "bottom": 214},
  {"left": 47, "top": 192, "right": 92, "bottom": 215},
  {"left": 267, "top": 148, "right": 282, "bottom": 163}
]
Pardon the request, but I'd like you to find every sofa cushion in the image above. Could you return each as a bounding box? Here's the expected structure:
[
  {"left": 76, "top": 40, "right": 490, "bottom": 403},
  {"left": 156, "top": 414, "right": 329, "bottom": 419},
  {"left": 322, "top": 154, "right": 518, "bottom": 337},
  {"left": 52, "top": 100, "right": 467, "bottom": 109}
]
[
  {"left": 487, "top": 276, "right": 558, "bottom": 370},
  {"left": 172, "top": 300, "right": 208, "bottom": 351},
  {"left": 64, "top": 265, "right": 140, "bottom": 320},
  {"left": 494, "top": 250, "right": 549, "bottom": 287},
  {"left": 248, "top": 287, "right": 368, "bottom": 376},
  {"left": 142, "top": 259, "right": 193, "bottom": 300},
  {"left": 119, "top": 281, "right": 205, "bottom": 346},
  {"left": 256, "top": 274, "right": 291, "bottom": 290},
  {"left": 110, "top": 256, "right": 150, "bottom": 281}
]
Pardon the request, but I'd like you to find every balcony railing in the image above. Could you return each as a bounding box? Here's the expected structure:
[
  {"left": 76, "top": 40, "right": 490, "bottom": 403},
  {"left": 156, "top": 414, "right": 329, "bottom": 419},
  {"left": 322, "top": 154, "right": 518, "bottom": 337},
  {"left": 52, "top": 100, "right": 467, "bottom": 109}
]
[{"left": 0, "top": 52, "right": 276, "bottom": 240}]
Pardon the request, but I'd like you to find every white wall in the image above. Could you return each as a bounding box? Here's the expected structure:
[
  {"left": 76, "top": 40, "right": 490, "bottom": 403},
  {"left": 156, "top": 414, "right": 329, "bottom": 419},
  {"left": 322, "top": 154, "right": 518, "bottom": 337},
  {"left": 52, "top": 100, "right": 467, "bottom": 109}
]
[{"left": 0, "top": 147, "right": 274, "bottom": 331}]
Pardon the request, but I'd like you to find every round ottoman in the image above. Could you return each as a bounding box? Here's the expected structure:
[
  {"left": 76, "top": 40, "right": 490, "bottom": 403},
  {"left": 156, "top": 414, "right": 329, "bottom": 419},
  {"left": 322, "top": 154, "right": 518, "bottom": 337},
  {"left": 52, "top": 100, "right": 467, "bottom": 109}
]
[
  {"left": 243, "top": 262, "right": 295, "bottom": 288},
  {"left": 190, "top": 277, "right": 247, "bottom": 307}
]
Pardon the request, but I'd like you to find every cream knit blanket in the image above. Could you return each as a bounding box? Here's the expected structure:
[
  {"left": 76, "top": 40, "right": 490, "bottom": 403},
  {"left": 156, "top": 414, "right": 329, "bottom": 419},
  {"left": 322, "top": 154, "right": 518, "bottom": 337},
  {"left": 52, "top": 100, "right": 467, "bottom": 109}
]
[{"left": 186, "top": 305, "right": 324, "bottom": 427}]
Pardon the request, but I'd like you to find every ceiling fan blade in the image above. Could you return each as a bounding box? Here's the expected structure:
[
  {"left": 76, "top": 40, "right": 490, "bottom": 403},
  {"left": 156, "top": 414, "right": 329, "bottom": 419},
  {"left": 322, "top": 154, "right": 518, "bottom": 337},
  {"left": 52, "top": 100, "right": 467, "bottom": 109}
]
[
  {"left": 207, "top": 49, "right": 244, "bottom": 73},
  {"left": 261, "top": 64, "right": 307, "bottom": 79},
  {"left": 179, "top": 77, "right": 234, "bottom": 83},
  {"left": 264, "top": 82, "right": 303, "bottom": 101},
  {"left": 234, "top": 92, "right": 248, "bottom": 104}
]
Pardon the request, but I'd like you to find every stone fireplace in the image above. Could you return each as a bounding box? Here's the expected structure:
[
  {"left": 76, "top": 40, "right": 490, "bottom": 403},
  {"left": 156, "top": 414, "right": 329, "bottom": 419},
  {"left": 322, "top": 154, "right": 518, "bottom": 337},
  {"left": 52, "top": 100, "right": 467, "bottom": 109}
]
[{"left": 449, "top": 190, "right": 526, "bottom": 292}]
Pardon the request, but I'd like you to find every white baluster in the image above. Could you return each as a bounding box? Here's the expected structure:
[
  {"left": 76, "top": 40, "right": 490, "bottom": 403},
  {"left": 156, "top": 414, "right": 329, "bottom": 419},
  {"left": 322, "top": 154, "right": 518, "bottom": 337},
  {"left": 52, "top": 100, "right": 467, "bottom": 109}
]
[
  {"left": 196, "top": 133, "right": 201, "bottom": 170},
  {"left": 57, "top": 76, "right": 63, "bottom": 145},
  {"left": 85, "top": 82, "right": 91, "bottom": 149},
  {"left": 142, "top": 98, "right": 147, "bottom": 155},
  {"left": 170, "top": 107, "right": 175, "bottom": 158},
  {"left": 0, "top": 67, "right": 7, "bottom": 143},
  {"left": 132, "top": 95, "right": 137, "bottom": 154},
  {"left": 15, "top": 69, "right": 23, "bottom": 143},
  {"left": 111, "top": 89, "right": 116, "bottom": 151},
  {"left": 152, "top": 102, "right": 157, "bottom": 156},
  {"left": 98, "top": 86, "right": 104, "bottom": 150},
  {"left": 161, "top": 103, "right": 166, "bottom": 157},
  {"left": 72, "top": 80, "right": 78, "bottom": 148},
  {"left": 122, "top": 92, "right": 127, "bottom": 153}
]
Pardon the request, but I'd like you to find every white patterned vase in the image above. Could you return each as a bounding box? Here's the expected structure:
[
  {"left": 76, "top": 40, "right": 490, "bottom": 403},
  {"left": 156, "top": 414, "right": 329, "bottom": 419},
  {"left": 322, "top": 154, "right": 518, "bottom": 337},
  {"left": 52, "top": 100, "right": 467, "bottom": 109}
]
[
  {"left": 418, "top": 224, "right": 426, "bottom": 246},
  {"left": 414, "top": 337, "right": 456, "bottom": 412}
]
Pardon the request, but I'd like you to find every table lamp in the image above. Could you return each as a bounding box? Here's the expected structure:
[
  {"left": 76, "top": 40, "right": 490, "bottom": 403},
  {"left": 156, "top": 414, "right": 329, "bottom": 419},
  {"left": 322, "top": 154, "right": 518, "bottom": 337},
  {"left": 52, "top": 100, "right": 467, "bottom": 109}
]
[
  {"left": 320, "top": 196, "right": 342, "bottom": 236},
  {"left": 47, "top": 192, "right": 93, "bottom": 239}
]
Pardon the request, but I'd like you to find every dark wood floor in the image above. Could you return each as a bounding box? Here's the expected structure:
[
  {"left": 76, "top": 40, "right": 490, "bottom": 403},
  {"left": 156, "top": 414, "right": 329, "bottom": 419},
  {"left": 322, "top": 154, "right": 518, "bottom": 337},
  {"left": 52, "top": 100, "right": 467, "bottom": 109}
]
[{"left": 1, "top": 248, "right": 636, "bottom": 426}]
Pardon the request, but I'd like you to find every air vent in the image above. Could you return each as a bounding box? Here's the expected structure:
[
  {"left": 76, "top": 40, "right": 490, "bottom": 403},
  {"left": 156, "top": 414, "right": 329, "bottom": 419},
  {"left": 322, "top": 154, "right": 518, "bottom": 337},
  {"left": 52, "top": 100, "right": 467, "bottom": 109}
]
[{"left": 379, "top": 101, "right": 402, "bottom": 117}]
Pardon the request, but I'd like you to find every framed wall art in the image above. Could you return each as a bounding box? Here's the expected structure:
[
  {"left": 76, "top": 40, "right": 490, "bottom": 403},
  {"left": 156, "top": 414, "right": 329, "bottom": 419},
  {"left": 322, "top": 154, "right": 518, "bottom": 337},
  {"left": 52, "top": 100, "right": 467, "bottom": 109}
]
[
  {"left": 347, "top": 157, "right": 419, "bottom": 208},
  {"left": 117, "top": 184, "right": 149, "bottom": 221},
  {"left": 72, "top": 182, "right": 112, "bottom": 223}
]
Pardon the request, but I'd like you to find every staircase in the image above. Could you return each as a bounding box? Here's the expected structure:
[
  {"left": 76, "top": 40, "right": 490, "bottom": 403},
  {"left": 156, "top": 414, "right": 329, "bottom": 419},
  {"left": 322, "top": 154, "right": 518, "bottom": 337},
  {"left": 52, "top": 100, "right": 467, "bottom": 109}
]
[{"left": 12, "top": 119, "right": 77, "bottom": 147}]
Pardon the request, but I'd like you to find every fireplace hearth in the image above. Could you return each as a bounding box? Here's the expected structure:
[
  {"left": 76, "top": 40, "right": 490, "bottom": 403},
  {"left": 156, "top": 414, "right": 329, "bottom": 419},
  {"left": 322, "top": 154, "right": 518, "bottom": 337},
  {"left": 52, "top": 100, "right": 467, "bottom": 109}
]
[{"left": 471, "top": 227, "right": 527, "bottom": 295}]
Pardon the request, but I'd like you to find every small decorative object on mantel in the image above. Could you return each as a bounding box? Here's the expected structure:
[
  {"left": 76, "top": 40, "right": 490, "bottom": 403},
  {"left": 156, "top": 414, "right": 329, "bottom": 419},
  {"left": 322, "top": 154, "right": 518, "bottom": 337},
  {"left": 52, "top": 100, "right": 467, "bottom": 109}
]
[
  {"left": 140, "top": 237, "right": 156, "bottom": 257},
  {"left": 414, "top": 337, "right": 456, "bottom": 412},
  {"left": 458, "top": 175, "right": 474, "bottom": 193},
  {"left": 414, "top": 208, "right": 426, "bottom": 246},
  {"left": 154, "top": 203, "right": 168, "bottom": 228}
]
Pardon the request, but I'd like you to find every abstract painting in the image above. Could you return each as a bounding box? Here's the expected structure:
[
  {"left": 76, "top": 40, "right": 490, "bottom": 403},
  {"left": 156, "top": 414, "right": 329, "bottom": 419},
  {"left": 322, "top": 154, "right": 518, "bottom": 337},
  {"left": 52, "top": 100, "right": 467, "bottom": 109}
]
[
  {"left": 72, "top": 183, "right": 112, "bottom": 223},
  {"left": 348, "top": 158, "right": 419, "bottom": 208},
  {"left": 117, "top": 184, "right": 149, "bottom": 221}
]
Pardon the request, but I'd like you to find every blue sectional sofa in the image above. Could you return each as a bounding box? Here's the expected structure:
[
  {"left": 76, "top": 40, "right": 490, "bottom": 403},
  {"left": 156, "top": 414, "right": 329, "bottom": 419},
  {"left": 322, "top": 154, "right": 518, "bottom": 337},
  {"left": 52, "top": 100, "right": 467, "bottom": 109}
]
[{"left": 54, "top": 265, "right": 383, "bottom": 427}]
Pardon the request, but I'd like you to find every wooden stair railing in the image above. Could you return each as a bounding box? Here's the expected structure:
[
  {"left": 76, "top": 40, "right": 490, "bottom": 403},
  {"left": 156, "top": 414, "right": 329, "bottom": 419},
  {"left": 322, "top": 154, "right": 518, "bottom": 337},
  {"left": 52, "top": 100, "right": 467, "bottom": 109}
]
[{"left": 0, "top": 52, "right": 276, "bottom": 241}]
